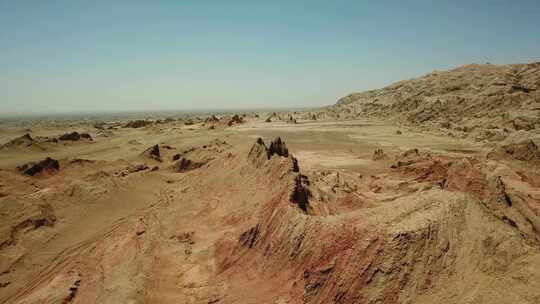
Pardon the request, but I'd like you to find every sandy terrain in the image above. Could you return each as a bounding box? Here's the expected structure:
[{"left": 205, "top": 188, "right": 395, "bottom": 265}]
[{"left": 1, "top": 63, "right": 540, "bottom": 303}]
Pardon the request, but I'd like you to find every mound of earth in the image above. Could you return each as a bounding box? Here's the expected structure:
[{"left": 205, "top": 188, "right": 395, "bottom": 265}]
[{"left": 248, "top": 137, "right": 299, "bottom": 172}]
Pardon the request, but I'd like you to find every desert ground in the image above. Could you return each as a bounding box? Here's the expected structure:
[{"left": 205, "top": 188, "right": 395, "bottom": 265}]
[{"left": 1, "top": 63, "right": 540, "bottom": 304}]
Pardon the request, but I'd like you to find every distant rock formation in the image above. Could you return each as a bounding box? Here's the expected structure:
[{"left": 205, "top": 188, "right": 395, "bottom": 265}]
[
  {"left": 248, "top": 137, "right": 299, "bottom": 172},
  {"left": 58, "top": 132, "right": 93, "bottom": 141},
  {"left": 227, "top": 114, "right": 244, "bottom": 126},
  {"left": 267, "top": 137, "right": 289, "bottom": 158},
  {"left": 80, "top": 133, "right": 93, "bottom": 140},
  {"left": 487, "top": 140, "right": 540, "bottom": 161},
  {"left": 205, "top": 115, "right": 220, "bottom": 123},
  {"left": 2, "top": 133, "right": 33, "bottom": 147},
  {"left": 18, "top": 157, "right": 60, "bottom": 176},
  {"left": 287, "top": 115, "right": 297, "bottom": 124},
  {"left": 142, "top": 144, "right": 161, "bottom": 161},
  {"left": 265, "top": 112, "right": 277, "bottom": 123},
  {"left": 171, "top": 157, "right": 205, "bottom": 172},
  {"left": 372, "top": 148, "right": 386, "bottom": 161},
  {"left": 248, "top": 138, "right": 269, "bottom": 167},
  {"left": 59, "top": 132, "right": 79, "bottom": 141},
  {"left": 124, "top": 120, "right": 151, "bottom": 128}
]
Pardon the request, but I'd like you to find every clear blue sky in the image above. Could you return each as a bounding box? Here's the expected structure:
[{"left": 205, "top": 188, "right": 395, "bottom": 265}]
[{"left": 1, "top": 1, "right": 539, "bottom": 114}]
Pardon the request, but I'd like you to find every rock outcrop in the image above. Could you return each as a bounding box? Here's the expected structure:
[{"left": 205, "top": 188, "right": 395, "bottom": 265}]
[
  {"left": 18, "top": 157, "right": 60, "bottom": 176},
  {"left": 124, "top": 120, "right": 151, "bottom": 128},
  {"left": 372, "top": 148, "right": 386, "bottom": 161},
  {"left": 248, "top": 137, "right": 298, "bottom": 172},
  {"left": 59, "top": 132, "right": 81, "bottom": 141},
  {"left": 247, "top": 138, "right": 269, "bottom": 167},
  {"left": 265, "top": 112, "right": 278, "bottom": 123},
  {"left": 171, "top": 158, "right": 204, "bottom": 173},
  {"left": 142, "top": 144, "right": 161, "bottom": 161},
  {"left": 227, "top": 114, "right": 244, "bottom": 126},
  {"left": 58, "top": 132, "right": 93, "bottom": 141},
  {"left": 205, "top": 115, "right": 220, "bottom": 123},
  {"left": 487, "top": 139, "right": 540, "bottom": 161},
  {"left": 0, "top": 203, "right": 56, "bottom": 249},
  {"left": 80, "top": 133, "right": 93, "bottom": 140},
  {"left": 247, "top": 137, "right": 311, "bottom": 214},
  {"left": 290, "top": 174, "right": 311, "bottom": 212},
  {"left": 2, "top": 133, "right": 33, "bottom": 148},
  {"left": 267, "top": 137, "right": 289, "bottom": 158}
]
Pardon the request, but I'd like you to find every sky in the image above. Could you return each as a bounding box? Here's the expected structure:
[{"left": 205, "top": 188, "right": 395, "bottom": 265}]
[{"left": 1, "top": 1, "right": 540, "bottom": 114}]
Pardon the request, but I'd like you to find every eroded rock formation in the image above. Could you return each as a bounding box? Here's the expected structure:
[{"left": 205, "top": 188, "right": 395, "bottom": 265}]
[
  {"left": 18, "top": 157, "right": 60, "bottom": 176},
  {"left": 142, "top": 144, "right": 161, "bottom": 161}
]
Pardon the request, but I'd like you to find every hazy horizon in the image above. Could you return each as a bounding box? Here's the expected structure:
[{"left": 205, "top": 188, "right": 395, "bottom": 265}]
[
  {"left": 0, "top": 106, "right": 315, "bottom": 118},
  {"left": 2, "top": 1, "right": 540, "bottom": 115}
]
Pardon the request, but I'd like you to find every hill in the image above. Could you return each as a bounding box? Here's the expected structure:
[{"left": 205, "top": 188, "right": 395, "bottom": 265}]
[{"left": 328, "top": 62, "right": 540, "bottom": 142}]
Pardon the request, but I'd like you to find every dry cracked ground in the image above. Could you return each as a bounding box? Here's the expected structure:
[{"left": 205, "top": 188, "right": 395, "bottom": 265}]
[{"left": 1, "top": 63, "right": 540, "bottom": 304}]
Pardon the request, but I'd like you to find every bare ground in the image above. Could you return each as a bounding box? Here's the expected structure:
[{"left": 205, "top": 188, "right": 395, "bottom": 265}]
[{"left": 1, "top": 116, "right": 539, "bottom": 303}]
